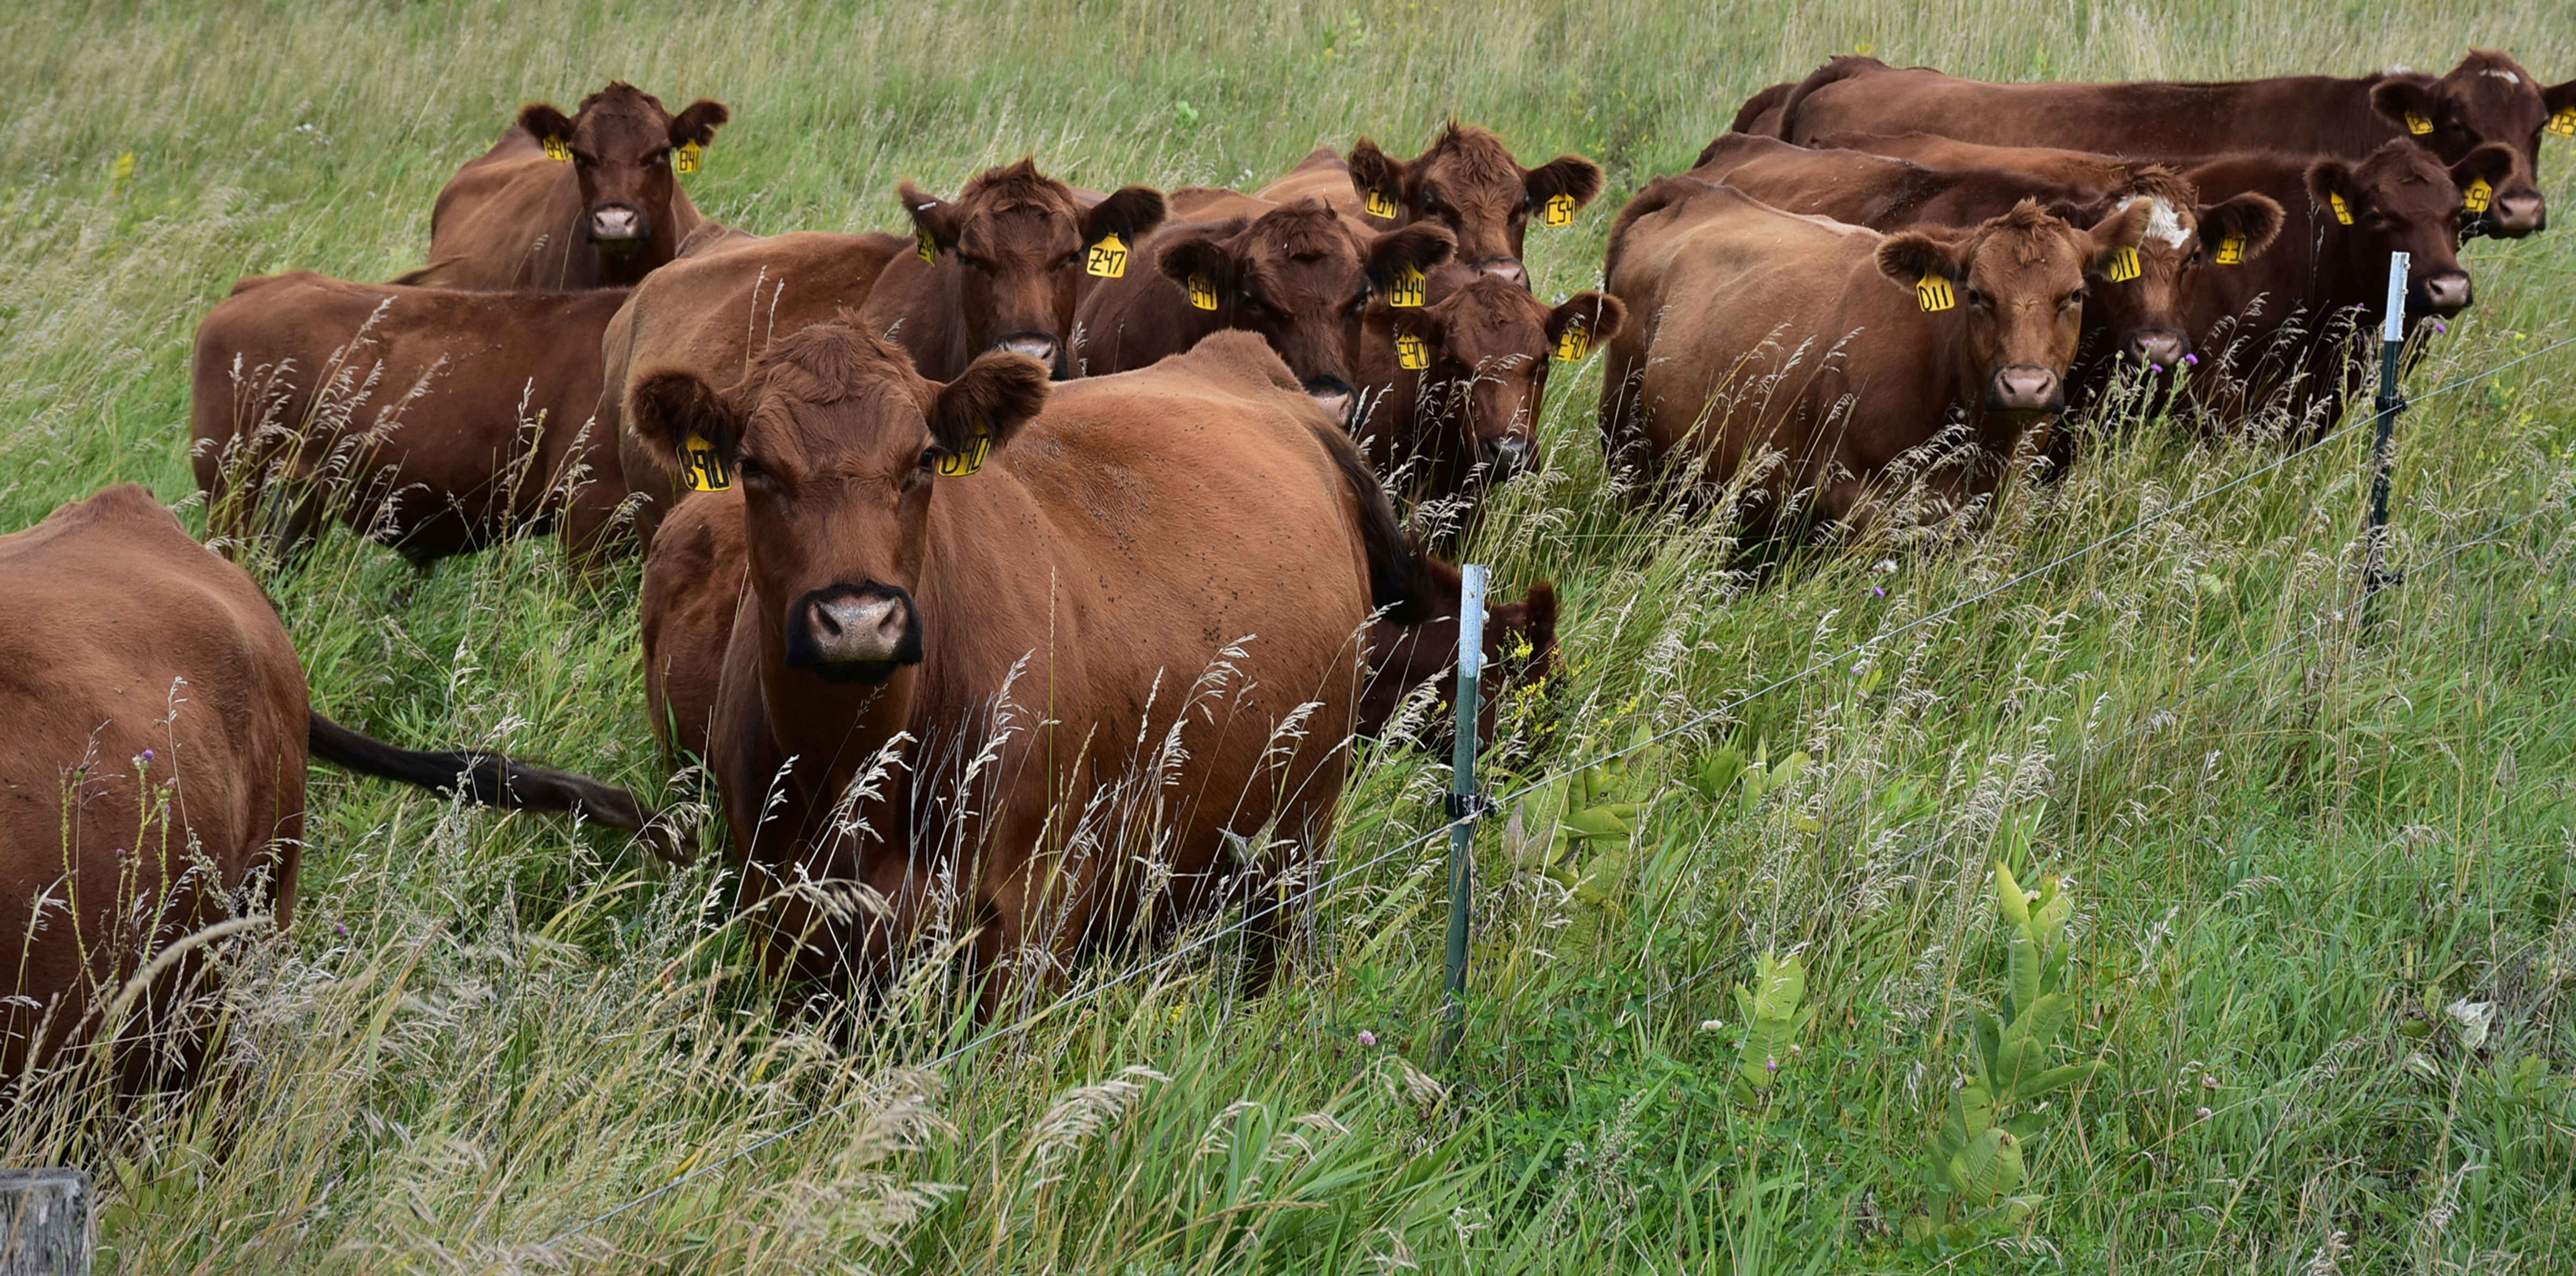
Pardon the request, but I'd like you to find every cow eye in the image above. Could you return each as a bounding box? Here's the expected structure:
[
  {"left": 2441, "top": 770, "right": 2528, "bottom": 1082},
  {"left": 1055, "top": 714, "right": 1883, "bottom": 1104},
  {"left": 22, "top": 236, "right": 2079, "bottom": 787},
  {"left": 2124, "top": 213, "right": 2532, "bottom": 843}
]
[
  {"left": 957, "top": 253, "right": 989, "bottom": 272},
  {"left": 1058, "top": 250, "right": 1083, "bottom": 269},
  {"left": 1966, "top": 289, "right": 1992, "bottom": 311},
  {"left": 918, "top": 448, "right": 940, "bottom": 471},
  {"left": 736, "top": 456, "right": 769, "bottom": 487},
  {"left": 2062, "top": 289, "right": 2087, "bottom": 309},
  {"left": 650, "top": 148, "right": 672, "bottom": 165}
]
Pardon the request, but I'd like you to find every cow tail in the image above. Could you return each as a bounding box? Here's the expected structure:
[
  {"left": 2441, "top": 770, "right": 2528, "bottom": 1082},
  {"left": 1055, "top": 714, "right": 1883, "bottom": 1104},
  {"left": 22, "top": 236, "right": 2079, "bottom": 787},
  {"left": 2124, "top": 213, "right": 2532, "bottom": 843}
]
[
  {"left": 1312, "top": 424, "right": 1437, "bottom": 625},
  {"left": 1723, "top": 82, "right": 1797, "bottom": 143},
  {"left": 1775, "top": 54, "right": 1890, "bottom": 141},
  {"left": 309, "top": 712, "right": 660, "bottom": 833}
]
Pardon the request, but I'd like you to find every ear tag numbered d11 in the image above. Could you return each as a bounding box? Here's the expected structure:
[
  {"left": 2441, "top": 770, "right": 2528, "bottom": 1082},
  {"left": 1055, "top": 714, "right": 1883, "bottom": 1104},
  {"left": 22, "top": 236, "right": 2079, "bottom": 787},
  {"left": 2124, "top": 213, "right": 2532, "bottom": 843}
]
[
  {"left": 1395, "top": 327, "right": 1429, "bottom": 370},
  {"left": 2404, "top": 110, "right": 2434, "bottom": 136},
  {"left": 2552, "top": 106, "right": 2576, "bottom": 137},
  {"left": 1915, "top": 275, "right": 1956, "bottom": 312},
  {"left": 1364, "top": 187, "right": 1399, "bottom": 219},
  {"left": 1388, "top": 262, "right": 1427, "bottom": 308},
  {"left": 542, "top": 136, "right": 573, "bottom": 162},
  {"left": 938, "top": 423, "right": 991, "bottom": 478},
  {"left": 1086, "top": 231, "right": 1129, "bottom": 278},
  {"left": 682, "top": 433, "right": 731, "bottom": 492},
  {"left": 915, "top": 227, "right": 938, "bottom": 263},
  {"left": 2214, "top": 233, "right": 2247, "bottom": 265},
  {"left": 2107, "top": 244, "right": 2142, "bottom": 283},
  {"left": 2462, "top": 177, "right": 2493, "bottom": 214},
  {"left": 1185, "top": 274, "right": 1219, "bottom": 310},
  {"left": 674, "top": 140, "right": 704, "bottom": 174},
  {"left": 1541, "top": 192, "right": 1576, "bottom": 228},
  {"left": 2329, "top": 192, "right": 2354, "bottom": 225},
  {"left": 1553, "top": 319, "right": 1592, "bottom": 362}
]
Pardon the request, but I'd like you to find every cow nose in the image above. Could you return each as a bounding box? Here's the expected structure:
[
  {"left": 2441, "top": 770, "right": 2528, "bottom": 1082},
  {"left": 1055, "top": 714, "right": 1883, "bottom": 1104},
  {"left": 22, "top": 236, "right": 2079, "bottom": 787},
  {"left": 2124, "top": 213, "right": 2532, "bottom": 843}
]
[
  {"left": 2124, "top": 329, "right": 2188, "bottom": 370},
  {"left": 1303, "top": 377, "right": 1357, "bottom": 424},
  {"left": 2421, "top": 270, "right": 2473, "bottom": 316},
  {"left": 589, "top": 204, "right": 644, "bottom": 245},
  {"left": 1475, "top": 257, "right": 1529, "bottom": 288},
  {"left": 1483, "top": 435, "right": 1535, "bottom": 478},
  {"left": 1988, "top": 365, "right": 2063, "bottom": 413},
  {"left": 806, "top": 591, "right": 911, "bottom": 665},
  {"left": 997, "top": 334, "right": 1060, "bottom": 366},
  {"left": 2490, "top": 191, "right": 2545, "bottom": 237}
]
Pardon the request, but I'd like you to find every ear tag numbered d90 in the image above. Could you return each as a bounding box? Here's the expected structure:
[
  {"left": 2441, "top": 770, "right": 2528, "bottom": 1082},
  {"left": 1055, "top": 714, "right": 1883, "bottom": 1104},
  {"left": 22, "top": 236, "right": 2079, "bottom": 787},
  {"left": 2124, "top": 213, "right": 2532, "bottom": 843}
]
[
  {"left": 938, "top": 423, "right": 991, "bottom": 478},
  {"left": 682, "top": 433, "right": 731, "bottom": 492},
  {"left": 1086, "top": 232, "right": 1129, "bottom": 278},
  {"left": 2462, "top": 177, "right": 2493, "bottom": 214},
  {"left": 2329, "top": 192, "right": 2354, "bottom": 225},
  {"left": 1553, "top": 319, "right": 1592, "bottom": 362},
  {"left": 1915, "top": 275, "right": 1956, "bottom": 312},
  {"left": 2552, "top": 106, "right": 2576, "bottom": 137},
  {"left": 1364, "top": 187, "right": 1399, "bottom": 219},
  {"left": 916, "top": 227, "right": 938, "bottom": 263},
  {"left": 1395, "top": 327, "right": 1429, "bottom": 370},
  {"left": 1388, "top": 262, "right": 1427, "bottom": 308},
  {"left": 1541, "top": 192, "right": 1576, "bottom": 228},
  {"left": 2404, "top": 110, "right": 2434, "bottom": 136},
  {"left": 542, "top": 136, "right": 573, "bottom": 162},
  {"left": 674, "top": 140, "right": 704, "bottom": 174},
  {"left": 1185, "top": 274, "right": 1219, "bottom": 310},
  {"left": 2107, "top": 245, "right": 2142, "bottom": 283},
  {"left": 2214, "top": 233, "right": 2247, "bottom": 265}
]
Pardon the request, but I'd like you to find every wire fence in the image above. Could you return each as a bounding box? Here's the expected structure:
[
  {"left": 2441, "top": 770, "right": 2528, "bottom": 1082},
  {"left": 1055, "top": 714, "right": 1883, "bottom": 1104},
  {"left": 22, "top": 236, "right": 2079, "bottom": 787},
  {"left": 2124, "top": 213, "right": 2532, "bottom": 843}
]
[{"left": 536, "top": 323, "right": 2575, "bottom": 1253}]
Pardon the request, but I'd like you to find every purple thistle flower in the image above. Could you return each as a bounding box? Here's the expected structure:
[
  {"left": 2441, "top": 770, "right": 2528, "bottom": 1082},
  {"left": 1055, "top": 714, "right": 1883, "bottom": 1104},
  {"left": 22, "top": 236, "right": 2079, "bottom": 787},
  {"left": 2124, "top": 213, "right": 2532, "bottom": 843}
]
[
  {"left": 1357, "top": 1030, "right": 1377, "bottom": 1047},
  {"left": 2183, "top": 353, "right": 2199, "bottom": 366}
]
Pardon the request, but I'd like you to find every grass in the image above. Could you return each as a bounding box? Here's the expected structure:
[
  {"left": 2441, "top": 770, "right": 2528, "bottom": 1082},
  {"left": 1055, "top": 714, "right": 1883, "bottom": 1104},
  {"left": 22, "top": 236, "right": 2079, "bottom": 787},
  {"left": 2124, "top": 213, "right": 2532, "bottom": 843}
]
[{"left": 3, "top": 0, "right": 2574, "bottom": 1270}]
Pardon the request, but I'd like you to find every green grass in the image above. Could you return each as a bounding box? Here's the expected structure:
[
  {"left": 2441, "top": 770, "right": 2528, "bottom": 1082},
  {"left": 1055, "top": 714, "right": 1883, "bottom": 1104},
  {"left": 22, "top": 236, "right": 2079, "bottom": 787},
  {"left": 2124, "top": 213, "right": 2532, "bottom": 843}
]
[{"left": 4, "top": 0, "right": 2575, "bottom": 1270}]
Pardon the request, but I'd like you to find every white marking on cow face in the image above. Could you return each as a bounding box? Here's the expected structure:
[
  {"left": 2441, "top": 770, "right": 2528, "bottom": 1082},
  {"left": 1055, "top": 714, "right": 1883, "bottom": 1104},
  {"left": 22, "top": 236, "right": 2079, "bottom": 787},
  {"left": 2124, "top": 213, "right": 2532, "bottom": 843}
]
[
  {"left": 2145, "top": 199, "right": 2191, "bottom": 250},
  {"left": 2483, "top": 69, "right": 2521, "bottom": 84}
]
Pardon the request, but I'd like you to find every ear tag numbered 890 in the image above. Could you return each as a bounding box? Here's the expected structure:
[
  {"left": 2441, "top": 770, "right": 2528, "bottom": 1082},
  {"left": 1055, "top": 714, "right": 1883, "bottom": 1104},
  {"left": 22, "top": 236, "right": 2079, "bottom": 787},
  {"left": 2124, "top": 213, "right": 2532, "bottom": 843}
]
[
  {"left": 1364, "top": 187, "right": 1400, "bottom": 219},
  {"left": 1388, "top": 262, "right": 1427, "bottom": 308},
  {"left": 938, "top": 423, "right": 991, "bottom": 478},
  {"left": 2107, "top": 245, "right": 2142, "bottom": 283},
  {"left": 1395, "top": 327, "right": 1429, "bottom": 370},
  {"left": 2329, "top": 192, "right": 2354, "bottom": 225},
  {"left": 2214, "top": 233, "right": 2248, "bottom": 265},
  {"left": 1553, "top": 319, "right": 1592, "bottom": 362},
  {"left": 2552, "top": 106, "right": 2576, "bottom": 137},
  {"left": 2462, "top": 177, "right": 2493, "bottom": 214},
  {"left": 682, "top": 432, "right": 731, "bottom": 492},
  {"left": 1086, "top": 232, "right": 1129, "bottom": 278},
  {"left": 1541, "top": 192, "right": 1577, "bottom": 228},
  {"left": 1915, "top": 275, "right": 1956, "bottom": 312},
  {"left": 2404, "top": 110, "right": 2434, "bottom": 136},
  {"left": 1186, "top": 274, "right": 1220, "bottom": 310},
  {"left": 542, "top": 136, "right": 573, "bottom": 162}
]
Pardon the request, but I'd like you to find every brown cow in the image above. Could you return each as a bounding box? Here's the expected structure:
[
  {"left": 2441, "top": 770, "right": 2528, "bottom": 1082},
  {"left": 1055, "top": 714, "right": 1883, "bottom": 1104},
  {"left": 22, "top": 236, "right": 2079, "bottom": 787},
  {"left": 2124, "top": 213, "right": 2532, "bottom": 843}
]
[
  {"left": 400, "top": 83, "right": 729, "bottom": 290},
  {"left": 1258, "top": 124, "right": 1605, "bottom": 286},
  {"left": 1072, "top": 197, "right": 1454, "bottom": 422},
  {"left": 626, "top": 324, "right": 1432, "bottom": 1011},
  {"left": 1767, "top": 52, "right": 2572, "bottom": 237},
  {"left": 576, "top": 229, "right": 914, "bottom": 552},
  {"left": 1358, "top": 556, "right": 1561, "bottom": 749},
  {"left": 1351, "top": 262, "right": 1624, "bottom": 512},
  {"left": 1598, "top": 179, "right": 2149, "bottom": 535},
  {"left": 191, "top": 272, "right": 628, "bottom": 563},
  {"left": 855, "top": 158, "right": 1165, "bottom": 381},
  {"left": 2182, "top": 140, "right": 2515, "bottom": 436},
  {"left": 0, "top": 486, "right": 655, "bottom": 1085}
]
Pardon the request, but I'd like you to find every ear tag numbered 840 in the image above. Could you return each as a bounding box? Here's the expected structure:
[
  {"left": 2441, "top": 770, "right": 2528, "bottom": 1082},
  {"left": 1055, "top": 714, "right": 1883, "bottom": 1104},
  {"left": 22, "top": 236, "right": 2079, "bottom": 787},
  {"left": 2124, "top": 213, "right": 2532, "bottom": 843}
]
[
  {"left": 2329, "top": 192, "right": 2354, "bottom": 225},
  {"left": 1186, "top": 274, "right": 1220, "bottom": 310},
  {"left": 1395, "top": 327, "right": 1429, "bottom": 370},
  {"left": 1541, "top": 192, "right": 1577, "bottom": 228},
  {"left": 1364, "top": 187, "right": 1400, "bottom": 219},
  {"left": 674, "top": 140, "right": 705, "bottom": 174},
  {"left": 938, "top": 423, "right": 991, "bottom": 478},
  {"left": 682, "top": 432, "right": 731, "bottom": 492},
  {"left": 542, "top": 136, "right": 573, "bottom": 162},
  {"left": 1553, "top": 319, "right": 1592, "bottom": 362},
  {"left": 1086, "top": 232, "right": 1129, "bottom": 278},
  {"left": 1388, "top": 262, "right": 1427, "bottom": 308},
  {"left": 2107, "top": 245, "right": 2142, "bottom": 283},
  {"left": 1915, "top": 275, "right": 1956, "bottom": 312},
  {"left": 2214, "top": 233, "right": 2248, "bottom": 265},
  {"left": 2462, "top": 177, "right": 2493, "bottom": 214}
]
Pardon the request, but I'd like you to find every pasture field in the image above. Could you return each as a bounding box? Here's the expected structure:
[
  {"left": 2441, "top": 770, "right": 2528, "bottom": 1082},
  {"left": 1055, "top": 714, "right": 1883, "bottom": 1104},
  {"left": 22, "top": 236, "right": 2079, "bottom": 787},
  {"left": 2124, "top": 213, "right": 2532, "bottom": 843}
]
[{"left": 5, "top": 1, "right": 2575, "bottom": 1270}]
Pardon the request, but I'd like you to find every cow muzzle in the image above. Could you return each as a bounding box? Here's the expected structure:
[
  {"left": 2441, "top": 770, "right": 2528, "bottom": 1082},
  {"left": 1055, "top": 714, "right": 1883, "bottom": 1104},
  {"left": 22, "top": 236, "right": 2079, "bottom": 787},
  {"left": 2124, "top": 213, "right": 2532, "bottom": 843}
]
[
  {"left": 1473, "top": 256, "right": 1529, "bottom": 288},
  {"left": 785, "top": 583, "right": 923, "bottom": 684},
  {"left": 1986, "top": 365, "right": 2065, "bottom": 415},
  {"left": 589, "top": 204, "right": 649, "bottom": 252},
  {"left": 2123, "top": 329, "right": 2189, "bottom": 372},
  {"left": 1304, "top": 376, "right": 1357, "bottom": 426},
  {"left": 2417, "top": 270, "right": 2473, "bottom": 317},
  {"left": 1482, "top": 434, "right": 1536, "bottom": 479},
  {"left": 991, "top": 332, "right": 1069, "bottom": 381},
  {"left": 2486, "top": 189, "right": 2545, "bottom": 238}
]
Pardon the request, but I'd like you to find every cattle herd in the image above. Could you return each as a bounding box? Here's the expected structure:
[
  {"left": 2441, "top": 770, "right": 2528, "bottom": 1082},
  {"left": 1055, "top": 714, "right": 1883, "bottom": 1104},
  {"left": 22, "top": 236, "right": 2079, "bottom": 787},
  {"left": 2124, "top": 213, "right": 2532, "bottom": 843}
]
[{"left": 7, "top": 49, "right": 2568, "bottom": 1087}]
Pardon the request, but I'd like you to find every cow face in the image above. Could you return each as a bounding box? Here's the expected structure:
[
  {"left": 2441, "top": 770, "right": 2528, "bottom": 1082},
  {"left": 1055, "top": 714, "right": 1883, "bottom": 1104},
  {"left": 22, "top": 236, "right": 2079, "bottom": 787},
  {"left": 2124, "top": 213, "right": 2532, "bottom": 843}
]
[
  {"left": 1348, "top": 123, "right": 1603, "bottom": 288},
  {"left": 629, "top": 324, "right": 1050, "bottom": 686},
  {"left": 2308, "top": 141, "right": 2515, "bottom": 318},
  {"left": 518, "top": 82, "right": 727, "bottom": 256},
  {"left": 1159, "top": 202, "right": 1454, "bottom": 422},
  {"left": 904, "top": 160, "right": 1165, "bottom": 380},
  {"left": 2063, "top": 173, "right": 2284, "bottom": 372},
  {"left": 1878, "top": 199, "right": 2153, "bottom": 416},
  {"left": 2370, "top": 50, "right": 2574, "bottom": 237},
  {"left": 1403, "top": 279, "right": 1624, "bottom": 480}
]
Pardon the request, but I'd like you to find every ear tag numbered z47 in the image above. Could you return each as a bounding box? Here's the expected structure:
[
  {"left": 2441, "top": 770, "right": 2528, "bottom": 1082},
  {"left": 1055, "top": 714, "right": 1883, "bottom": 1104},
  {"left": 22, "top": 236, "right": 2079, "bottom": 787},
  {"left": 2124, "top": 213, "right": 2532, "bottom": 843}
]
[
  {"left": 2214, "top": 233, "right": 2248, "bottom": 265},
  {"left": 916, "top": 227, "right": 938, "bottom": 263},
  {"left": 682, "top": 433, "right": 731, "bottom": 493},
  {"left": 1553, "top": 319, "right": 1592, "bottom": 363},
  {"left": 938, "top": 423, "right": 991, "bottom": 478},
  {"left": 1395, "top": 327, "right": 1429, "bottom": 371},
  {"left": 1388, "top": 262, "right": 1427, "bottom": 309},
  {"left": 542, "top": 136, "right": 573, "bottom": 162},
  {"left": 2404, "top": 110, "right": 2434, "bottom": 136},
  {"left": 1364, "top": 187, "right": 1399, "bottom": 219},
  {"left": 1186, "top": 274, "right": 1220, "bottom": 310},
  {"left": 1915, "top": 275, "right": 1956, "bottom": 312},
  {"left": 2552, "top": 106, "right": 2576, "bottom": 137},
  {"left": 1086, "top": 232, "right": 1129, "bottom": 279},
  {"left": 2329, "top": 192, "right": 2354, "bottom": 225},
  {"left": 1541, "top": 192, "right": 1576, "bottom": 228},
  {"left": 2107, "top": 245, "right": 2142, "bottom": 283},
  {"left": 2462, "top": 177, "right": 2493, "bottom": 214},
  {"left": 674, "top": 140, "right": 705, "bottom": 174}
]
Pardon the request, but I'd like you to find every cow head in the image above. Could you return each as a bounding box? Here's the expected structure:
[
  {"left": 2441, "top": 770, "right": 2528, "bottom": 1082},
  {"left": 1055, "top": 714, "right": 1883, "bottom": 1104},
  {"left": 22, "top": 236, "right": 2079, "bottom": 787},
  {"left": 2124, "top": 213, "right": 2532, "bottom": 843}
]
[
  {"left": 1395, "top": 274, "right": 1624, "bottom": 481},
  {"left": 629, "top": 321, "right": 1051, "bottom": 687},
  {"left": 2370, "top": 50, "right": 2575, "bottom": 237},
  {"left": 903, "top": 159, "right": 1166, "bottom": 380},
  {"left": 1878, "top": 199, "right": 2154, "bottom": 417},
  {"left": 2308, "top": 140, "right": 2515, "bottom": 318},
  {"left": 1157, "top": 201, "right": 1454, "bottom": 422},
  {"left": 518, "top": 82, "right": 727, "bottom": 258},
  {"left": 2057, "top": 167, "right": 2284, "bottom": 373},
  {"left": 1348, "top": 123, "right": 1602, "bottom": 288}
]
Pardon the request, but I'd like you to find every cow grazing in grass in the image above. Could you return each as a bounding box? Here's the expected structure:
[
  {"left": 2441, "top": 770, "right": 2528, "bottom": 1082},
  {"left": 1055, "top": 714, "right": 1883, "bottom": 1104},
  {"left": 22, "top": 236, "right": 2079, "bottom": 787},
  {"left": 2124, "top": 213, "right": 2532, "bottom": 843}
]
[
  {"left": 400, "top": 82, "right": 729, "bottom": 290},
  {"left": 0, "top": 486, "right": 656, "bottom": 1086},
  {"left": 1258, "top": 124, "right": 1604, "bottom": 287},
  {"left": 1357, "top": 555, "right": 1561, "bottom": 750},
  {"left": 1598, "top": 179, "right": 2149, "bottom": 536}
]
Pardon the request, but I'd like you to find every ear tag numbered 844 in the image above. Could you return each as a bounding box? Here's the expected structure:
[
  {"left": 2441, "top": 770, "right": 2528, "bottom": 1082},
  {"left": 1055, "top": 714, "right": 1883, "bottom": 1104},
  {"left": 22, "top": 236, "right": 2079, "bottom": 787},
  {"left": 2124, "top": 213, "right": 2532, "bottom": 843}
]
[
  {"left": 543, "top": 136, "right": 573, "bottom": 162},
  {"left": 1541, "top": 192, "right": 1576, "bottom": 228},
  {"left": 2107, "top": 245, "right": 2142, "bottom": 283},
  {"left": 1364, "top": 187, "right": 1400, "bottom": 219},
  {"left": 1086, "top": 232, "right": 1129, "bottom": 278},
  {"left": 1388, "top": 262, "right": 1427, "bottom": 308},
  {"left": 938, "top": 423, "right": 991, "bottom": 478},
  {"left": 1186, "top": 274, "right": 1220, "bottom": 310},
  {"left": 1915, "top": 275, "right": 1956, "bottom": 312},
  {"left": 1395, "top": 327, "right": 1429, "bottom": 370},
  {"left": 682, "top": 433, "right": 731, "bottom": 493},
  {"left": 1554, "top": 319, "right": 1592, "bottom": 362},
  {"left": 674, "top": 140, "right": 705, "bottom": 174}
]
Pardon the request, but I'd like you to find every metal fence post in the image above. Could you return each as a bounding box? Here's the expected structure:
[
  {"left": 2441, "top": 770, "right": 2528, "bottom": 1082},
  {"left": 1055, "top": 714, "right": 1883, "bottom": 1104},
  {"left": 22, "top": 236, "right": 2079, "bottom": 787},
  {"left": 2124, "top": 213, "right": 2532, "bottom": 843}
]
[
  {"left": 2362, "top": 251, "right": 2410, "bottom": 619},
  {"left": 1441, "top": 564, "right": 1489, "bottom": 1067}
]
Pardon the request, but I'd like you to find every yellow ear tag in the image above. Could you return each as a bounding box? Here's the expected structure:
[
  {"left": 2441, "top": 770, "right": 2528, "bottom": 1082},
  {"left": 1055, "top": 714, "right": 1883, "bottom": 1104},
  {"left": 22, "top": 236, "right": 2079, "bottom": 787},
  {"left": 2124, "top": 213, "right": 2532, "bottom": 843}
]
[
  {"left": 2551, "top": 106, "right": 2576, "bottom": 137},
  {"left": 2329, "top": 192, "right": 2353, "bottom": 225},
  {"left": 1086, "top": 232, "right": 1129, "bottom": 279},
  {"left": 674, "top": 140, "right": 704, "bottom": 174},
  {"left": 916, "top": 227, "right": 938, "bottom": 263},
  {"left": 2107, "top": 244, "right": 2142, "bottom": 283},
  {"left": 937, "top": 423, "right": 991, "bottom": 478},
  {"left": 1553, "top": 319, "right": 1592, "bottom": 362},
  {"left": 1186, "top": 274, "right": 1219, "bottom": 310},
  {"left": 542, "top": 136, "right": 573, "bottom": 162},
  {"left": 682, "top": 433, "right": 731, "bottom": 492},
  {"left": 2214, "top": 233, "right": 2247, "bottom": 265},
  {"left": 1541, "top": 192, "right": 1576, "bottom": 228},
  {"left": 1388, "top": 262, "right": 1427, "bottom": 308},
  {"left": 1364, "top": 187, "right": 1399, "bottom": 219},
  {"left": 2404, "top": 110, "right": 2433, "bottom": 136},
  {"left": 1395, "top": 327, "right": 1429, "bottom": 370},
  {"left": 1915, "top": 275, "right": 1955, "bottom": 312},
  {"left": 2462, "top": 177, "right": 2493, "bottom": 214}
]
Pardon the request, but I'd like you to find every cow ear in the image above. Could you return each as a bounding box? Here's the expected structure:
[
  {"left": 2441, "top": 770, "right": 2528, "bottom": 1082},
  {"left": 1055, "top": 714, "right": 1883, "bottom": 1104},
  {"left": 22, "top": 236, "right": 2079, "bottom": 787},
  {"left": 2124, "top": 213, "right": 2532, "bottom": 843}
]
[
  {"left": 2546, "top": 78, "right": 2576, "bottom": 116},
  {"left": 2197, "top": 193, "right": 2284, "bottom": 261},
  {"left": 1082, "top": 184, "right": 1168, "bottom": 247},
  {"left": 1524, "top": 155, "right": 1606, "bottom": 215},
  {"left": 933, "top": 351, "right": 1051, "bottom": 458},
  {"left": 898, "top": 180, "right": 962, "bottom": 255},
  {"left": 1547, "top": 291, "right": 1626, "bottom": 354},
  {"left": 2448, "top": 142, "right": 2519, "bottom": 199},
  {"left": 2368, "top": 75, "right": 2441, "bottom": 133},
  {"left": 627, "top": 368, "right": 741, "bottom": 474},
  {"left": 1874, "top": 229, "right": 1970, "bottom": 290},
  {"left": 518, "top": 102, "right": 575, "bottom": 149},
  {"left": 2304, "top": 158, "right": 2358, "bottom": 220},
  {"left": 1155, "top": 226, "right": 1241, "bottom": 299},
  {"left": 1365, "top": 223, "right": 1457, "bottom": 294},
  {"left": 1348, "top": 140, "right": 1409, "bottom": 219},
  {"left": 2080, "top": 197, "right": 2154, "bottom": 277},
  {"left": 668, "top": 99, "right": 730, "bottom": 148}
]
